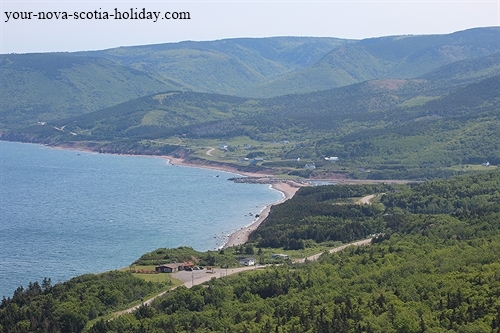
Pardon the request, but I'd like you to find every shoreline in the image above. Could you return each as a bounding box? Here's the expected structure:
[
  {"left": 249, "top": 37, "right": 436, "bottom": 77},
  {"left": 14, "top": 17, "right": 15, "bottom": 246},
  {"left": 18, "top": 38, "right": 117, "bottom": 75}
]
[
  {"left": 222, "top": 182, "right": 300, "bottom": 248},
  {"left": 3, "top": 140, "right": 407, "bottom": 254},
  {"left": 165, "top": 155, "right": 303, "bottom": 248},
  {"left": 4, "top": 141, "right": 406, "bottom": 250},
  {"left": 7, "top": 141, "right": 304, "bottom": 249}
]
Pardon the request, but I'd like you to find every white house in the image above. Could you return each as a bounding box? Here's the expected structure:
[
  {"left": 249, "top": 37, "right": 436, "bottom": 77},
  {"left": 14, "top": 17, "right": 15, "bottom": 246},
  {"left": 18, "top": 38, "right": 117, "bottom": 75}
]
[{"left": 238, "top": 258, "right": 256, "bottom": 266}]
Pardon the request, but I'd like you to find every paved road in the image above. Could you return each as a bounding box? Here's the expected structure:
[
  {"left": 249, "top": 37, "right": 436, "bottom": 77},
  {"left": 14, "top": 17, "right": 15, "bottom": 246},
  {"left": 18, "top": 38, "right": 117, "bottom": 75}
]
[
  {"left": 293, "top": 238, "right": 372, "bottom": 263},
  {"left": 360, "top": 194, "right": 376, "bottom": 204},
  {"left": 173, "top": 265, "right": 263, "bottom": 286},
  {"left": 115, "top": 265, "right": 262, "bottom": 316},
  {"left": 115, "top": 238, "right": 372, "bottom": 316}
]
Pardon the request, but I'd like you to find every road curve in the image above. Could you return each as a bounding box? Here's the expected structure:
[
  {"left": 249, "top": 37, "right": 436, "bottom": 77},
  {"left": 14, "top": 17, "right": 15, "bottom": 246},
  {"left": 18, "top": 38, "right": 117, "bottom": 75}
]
[{"left": 360, "top": 194, "right": 376, "bottom": 204}]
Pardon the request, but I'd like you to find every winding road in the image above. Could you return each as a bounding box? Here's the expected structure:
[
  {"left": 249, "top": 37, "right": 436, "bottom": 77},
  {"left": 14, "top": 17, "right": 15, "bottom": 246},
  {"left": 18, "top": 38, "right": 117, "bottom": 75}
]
[{"left": 206, "top": 147, "right": 215, "bottom": 156}]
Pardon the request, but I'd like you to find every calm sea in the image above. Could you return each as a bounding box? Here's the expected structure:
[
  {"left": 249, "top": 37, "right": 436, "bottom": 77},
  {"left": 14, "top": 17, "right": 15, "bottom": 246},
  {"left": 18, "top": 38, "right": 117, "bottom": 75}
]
[{"left": 0, "top": 141, "right": 282, "bottom": 298}]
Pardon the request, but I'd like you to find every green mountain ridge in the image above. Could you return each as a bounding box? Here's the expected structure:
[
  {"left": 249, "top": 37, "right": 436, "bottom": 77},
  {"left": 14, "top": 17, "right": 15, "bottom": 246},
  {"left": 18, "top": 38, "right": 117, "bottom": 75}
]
[
  {"left": 251, "top": 27, "right": 500, "bottom": 97},
  {"left": 75, "top": 37, "right": 351, "bottom": 95},
  {"left": 0, "top": 53, "right": 184, "bottom": 129},
  {"left": 3, "top": 68, "right": 499, "bottom": 179},
  {"left": 1, "top": 27, "right": 499, "bottom": 179},
  {"left": 2, "top": 27, "right": 499, "bottom": 131}
]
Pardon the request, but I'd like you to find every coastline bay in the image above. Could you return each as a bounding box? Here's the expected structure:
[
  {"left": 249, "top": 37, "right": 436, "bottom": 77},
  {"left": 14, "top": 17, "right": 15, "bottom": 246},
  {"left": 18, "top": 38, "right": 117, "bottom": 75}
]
[{"left": 0, "top": 141, "right": 283, "bottom": 298}]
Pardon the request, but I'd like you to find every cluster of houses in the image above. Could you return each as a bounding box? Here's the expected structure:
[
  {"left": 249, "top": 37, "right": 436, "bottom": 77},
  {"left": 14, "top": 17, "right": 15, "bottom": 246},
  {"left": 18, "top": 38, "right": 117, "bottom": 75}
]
[{"left": 304, "top": 157, "right": 339, "bottom": 170}]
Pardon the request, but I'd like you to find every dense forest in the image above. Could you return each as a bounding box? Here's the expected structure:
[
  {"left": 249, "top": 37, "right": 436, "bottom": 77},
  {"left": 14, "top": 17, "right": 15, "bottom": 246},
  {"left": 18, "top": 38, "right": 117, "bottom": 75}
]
[
  {"left": 249, "top": 184, "right": 394, "bottom": 249},
  {"left": 89, "top": 170, "right": 500, "bottom": 332},
  {"left": 0, "top": 272, "right": 169, "bottom": 333},
  {"left": 3, "top": 170, "right": 500, "bottom": 332}
]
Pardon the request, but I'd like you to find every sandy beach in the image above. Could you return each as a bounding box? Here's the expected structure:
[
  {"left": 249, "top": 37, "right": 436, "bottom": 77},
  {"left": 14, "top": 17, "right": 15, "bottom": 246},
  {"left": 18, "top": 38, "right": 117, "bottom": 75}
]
[
  {"left": 222, "top": 182, "right": 300, "bottom": 248},
  {"left": 165, "top": 155, "right": 303, "bottom": 248},
  {"left": 166, "top": 155, "right": 274, "bottom": 178}
]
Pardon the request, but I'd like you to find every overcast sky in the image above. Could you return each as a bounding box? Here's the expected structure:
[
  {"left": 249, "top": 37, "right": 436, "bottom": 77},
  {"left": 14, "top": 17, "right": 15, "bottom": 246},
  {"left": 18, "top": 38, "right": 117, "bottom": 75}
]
[{"left": 1, "top": 0, "right": 499, "bottom": 54}]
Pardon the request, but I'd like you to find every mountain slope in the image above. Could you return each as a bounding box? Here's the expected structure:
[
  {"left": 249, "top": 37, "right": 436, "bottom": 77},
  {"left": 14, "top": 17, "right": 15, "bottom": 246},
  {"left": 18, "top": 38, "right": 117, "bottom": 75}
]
[
  {"left": 2, "top": 28, "right": 498, "bottom": 131},
  {"left": 75, "top": 37, "right": 350, "bottom": 96},
  {"left": 0, "top": 53, "right": 184, "bottom": 129},
  {"left": 251, "top": 27, "right": 500, "bottom": 97},
  {"left": 418, "top": 51, "right": 500, "bottom": 91},
  {"left": 3, "top": 67, "right": 499, "bottom": 179}
]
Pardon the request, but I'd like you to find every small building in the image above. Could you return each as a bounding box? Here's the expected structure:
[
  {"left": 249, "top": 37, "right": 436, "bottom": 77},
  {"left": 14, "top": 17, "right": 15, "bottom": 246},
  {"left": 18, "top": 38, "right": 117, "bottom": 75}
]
[
  {"left": 305, "top": 163, "right": 316, "bottom": 170},
  {"left": 155, "top": 264, "right": 180, "bottom": 273},
  {"left": 324, "top": 157, "right": 339, "bottom": 162},
  {"left": 272, "top": 254, "right": 290, "bottom": 260},
  {"left": 238, "top": 258, "right": 256, "bottom": 266},
  {"left": 177, "top": 261, "right": 195, "bottom": 271},
  {"left": 249, "top": 158, "right": 264, "bottom": 165},
  {"left": 483, "top": 161, "right": 490, "bottom": 167}
]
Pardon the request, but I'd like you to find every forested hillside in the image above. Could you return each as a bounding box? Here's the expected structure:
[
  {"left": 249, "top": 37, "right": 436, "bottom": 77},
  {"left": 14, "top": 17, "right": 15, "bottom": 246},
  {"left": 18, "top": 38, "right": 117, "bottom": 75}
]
[
  {"left": 0, "top": 37, "right": 346, "bottom": 130},
  {"left": 3, "top": 62, "right": 498, "bottom": 179},
  {"left": 4, "top": 171, "right": 500, "bottom": 332},
  {"left": 2, "top": 27, "right": 499, "bottom": 132},
  {"left": 251, "top": 170, "right": 500, "bottom": 249},
  {"left": 0, "top": 271, "right": 169, "bottom": 333},
  {"left": 75, "top": 37, "right": 349, "bottom": 97},
  {"left": 0, "top": 54, "right": 182, "bottom": 129},
  {"left": 246, "top": 27, "right": 500, "bottom": 96},
  {"left": 87, "top": 170, "right": 500, "bottom": 332}
]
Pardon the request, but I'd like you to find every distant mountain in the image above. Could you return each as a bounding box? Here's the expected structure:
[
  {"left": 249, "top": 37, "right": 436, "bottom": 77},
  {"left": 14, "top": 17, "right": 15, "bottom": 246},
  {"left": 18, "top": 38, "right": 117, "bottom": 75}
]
[
  {"left": 0, "top": 53, "right": 183, "bottom": 129},
  {"left": 418, "top": 51, "right": 500, "bottom": 92},
  {"left": 0, "top": 37, "right": 349, "bottom": 129},
  {"left": 75, "top": 37, "right": 350, "bottom": 96},
  {"left": 2, "top": 27, "right": 500, "bottom": 179},
  {"left": 2, "top": 28, "right": 499, "bottom": 131},
  {"left": 75, "top": 28, "right": 500, "bottom": 98},
  {"left": 251, "top": 27, "right": 500, "bottom": 97}
]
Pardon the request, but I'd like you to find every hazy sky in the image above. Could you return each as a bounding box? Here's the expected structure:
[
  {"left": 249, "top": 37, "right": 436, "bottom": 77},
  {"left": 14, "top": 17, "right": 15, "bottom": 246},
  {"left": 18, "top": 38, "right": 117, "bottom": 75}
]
[{"left": 1, "top": 0, "right": 499, "bottom": 54}]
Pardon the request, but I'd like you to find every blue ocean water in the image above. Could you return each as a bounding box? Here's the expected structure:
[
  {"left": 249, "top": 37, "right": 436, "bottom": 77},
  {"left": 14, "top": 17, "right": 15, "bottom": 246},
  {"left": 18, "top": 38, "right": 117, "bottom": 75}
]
[{"left": 0, "top": 141, "right": 282, "bottom": 298}]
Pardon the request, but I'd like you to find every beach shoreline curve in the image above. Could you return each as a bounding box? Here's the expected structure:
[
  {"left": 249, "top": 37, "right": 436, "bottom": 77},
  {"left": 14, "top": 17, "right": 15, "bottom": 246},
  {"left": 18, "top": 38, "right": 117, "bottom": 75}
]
[
  {"left": 10, "top": 141, "right": 303, "bottom": 250},
  {"left": 165, "top": 155, "right": 302, "bottom": 248}
]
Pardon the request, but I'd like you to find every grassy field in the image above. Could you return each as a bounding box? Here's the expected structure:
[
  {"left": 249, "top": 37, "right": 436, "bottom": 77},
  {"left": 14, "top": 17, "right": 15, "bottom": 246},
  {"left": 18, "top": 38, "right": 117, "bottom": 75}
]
[
  {"left": 446, "top": 164, "right": 498, "bottom": 171},
  {"left": 121, "top": 265, "right": 184, "bottom": 285}
]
